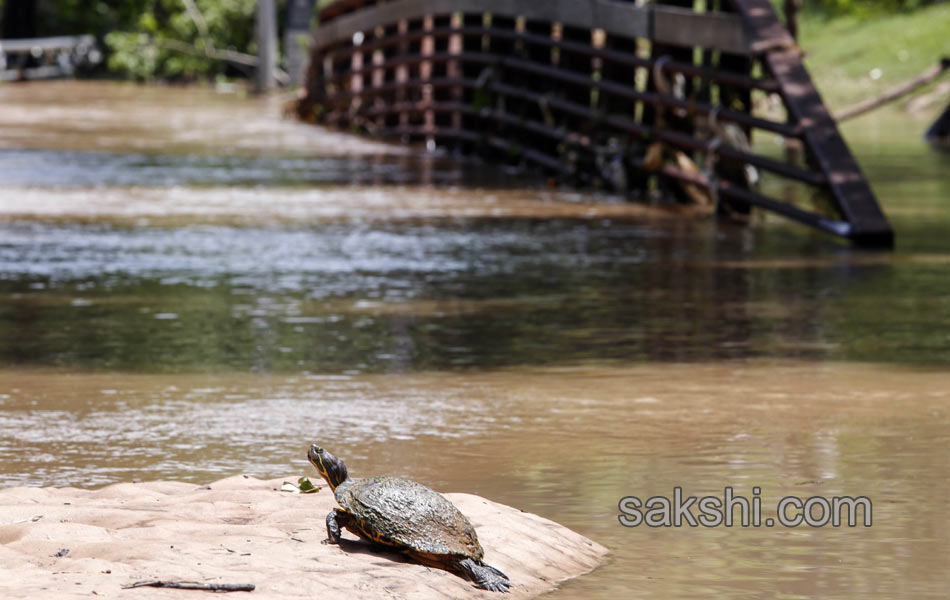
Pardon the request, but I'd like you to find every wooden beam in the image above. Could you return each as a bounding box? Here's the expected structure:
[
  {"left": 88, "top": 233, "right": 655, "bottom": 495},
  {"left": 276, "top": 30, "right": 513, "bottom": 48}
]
[
  {"left": 733, "top": 0, "right": 893, "bottom": 246},
  {"left": 316, "top": 0, "right": 752, "bottom": 55},
  {"left": 316, "top": 0, "right": 651, "bottom": 47},
  {"left": 652, "top": 6, "right": 751, "bottom": 56}
]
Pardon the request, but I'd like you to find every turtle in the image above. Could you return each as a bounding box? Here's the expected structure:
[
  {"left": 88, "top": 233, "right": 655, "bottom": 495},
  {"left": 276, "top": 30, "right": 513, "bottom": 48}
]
[{"left": 307, "top": 444, "right": 512, "bottom": 592}]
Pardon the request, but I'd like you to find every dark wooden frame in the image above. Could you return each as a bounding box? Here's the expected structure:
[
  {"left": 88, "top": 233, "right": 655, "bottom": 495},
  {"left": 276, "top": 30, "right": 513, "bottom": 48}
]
[{"left": 300, "top": 0, "right": 894, "bottom": 247}]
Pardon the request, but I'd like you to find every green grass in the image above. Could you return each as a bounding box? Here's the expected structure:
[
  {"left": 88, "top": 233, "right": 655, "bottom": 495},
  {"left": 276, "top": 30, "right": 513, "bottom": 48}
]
[{"left": 799, "top": 3, "right": 950, "bottom": 110}]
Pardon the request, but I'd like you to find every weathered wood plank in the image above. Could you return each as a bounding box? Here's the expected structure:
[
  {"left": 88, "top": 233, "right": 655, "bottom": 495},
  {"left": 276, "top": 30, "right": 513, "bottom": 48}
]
[
  {"left": 315, "top": 0, "right": 652, "bottom": 47},
  {"left": 652, "top": 6, "right": 751, "bottom": 56},
  {"left": 319, "top": 0, "right": 375, "bottom": 22},
  {"left": 316, "top": 0, "right": 752, "bottom": 55}
]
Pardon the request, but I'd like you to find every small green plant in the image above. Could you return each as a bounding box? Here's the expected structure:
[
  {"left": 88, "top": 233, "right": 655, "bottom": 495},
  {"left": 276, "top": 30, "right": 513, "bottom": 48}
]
[{"left": 281, "top": 476, "right": 321, "bottom": 494}]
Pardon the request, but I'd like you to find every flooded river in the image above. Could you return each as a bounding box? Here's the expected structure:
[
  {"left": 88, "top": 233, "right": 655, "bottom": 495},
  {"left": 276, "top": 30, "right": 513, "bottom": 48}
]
[{"left": 1, "top": 82, "right": 948, "bottom": 598}]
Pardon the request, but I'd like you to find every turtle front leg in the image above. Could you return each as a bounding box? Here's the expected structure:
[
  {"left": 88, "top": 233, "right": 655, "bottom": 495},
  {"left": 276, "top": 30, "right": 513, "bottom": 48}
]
[{"left": 323, "top": 508, "right": 350, "bottom": 544}]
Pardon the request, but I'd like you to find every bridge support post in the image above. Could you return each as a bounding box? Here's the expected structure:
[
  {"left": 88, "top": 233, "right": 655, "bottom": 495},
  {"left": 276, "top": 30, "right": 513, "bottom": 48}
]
[
  {"left": 284, "top": 0, "right": 316, "bottom": 86},
  {"left": 256, "top": 0, "right": 278, "bottom": 92}
]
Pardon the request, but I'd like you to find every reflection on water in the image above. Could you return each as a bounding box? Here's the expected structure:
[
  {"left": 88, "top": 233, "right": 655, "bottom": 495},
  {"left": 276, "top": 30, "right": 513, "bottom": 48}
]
[
  {"left": 1, "top": 81, "right": 949, "bottom": 599},
  {"left": 0, "top": 148, "right": 546, "bottom": 189},
  {"left": 0, "top": 148, "right": 433, "bottom": 188},
  {"left": 3, "top": 214, "right": 950, "bottom": 370}
]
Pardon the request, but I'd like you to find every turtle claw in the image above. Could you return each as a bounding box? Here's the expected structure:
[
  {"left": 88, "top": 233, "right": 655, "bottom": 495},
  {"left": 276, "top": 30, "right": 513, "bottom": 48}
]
[
  {"left": 459, "top": 558, "right": 511, "bottom": 593},
  {"left": 478, "top": 580, "right": 511, "bottom": 593}
]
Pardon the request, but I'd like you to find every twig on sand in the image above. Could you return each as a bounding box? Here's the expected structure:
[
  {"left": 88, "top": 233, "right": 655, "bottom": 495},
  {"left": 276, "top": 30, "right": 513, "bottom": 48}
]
[
  {"left": 4, "top": 514, "right": 43, "bottom": 525},
  {"left": 123, "top": 580, "right": 255, "bottom": 592}
]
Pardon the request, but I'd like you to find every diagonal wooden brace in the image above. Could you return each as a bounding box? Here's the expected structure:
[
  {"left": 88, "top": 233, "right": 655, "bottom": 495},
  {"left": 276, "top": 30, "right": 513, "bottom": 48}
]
[{"left": 731, "top": 0, "right": 894, "bottom": 248}]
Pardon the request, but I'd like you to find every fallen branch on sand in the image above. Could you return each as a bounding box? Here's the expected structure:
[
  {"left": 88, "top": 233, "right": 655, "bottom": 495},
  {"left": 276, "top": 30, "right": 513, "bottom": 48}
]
[{"left": 123, "top": 580, "right": 255, "bottom": 592}]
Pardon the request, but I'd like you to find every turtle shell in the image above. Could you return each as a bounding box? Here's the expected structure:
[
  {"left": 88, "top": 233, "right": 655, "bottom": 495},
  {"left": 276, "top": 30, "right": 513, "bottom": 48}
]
[{"left": 335, "top": 476, "right": 483, "bottom": 560}]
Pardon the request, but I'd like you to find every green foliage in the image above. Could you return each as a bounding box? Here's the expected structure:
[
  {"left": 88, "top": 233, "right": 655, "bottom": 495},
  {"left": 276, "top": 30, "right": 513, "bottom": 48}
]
[
  {"left": 804, "top": 0, "right": 944, "bottom": 17},
  {"left": 1, "top": 0, "right": 277, "bottom": 81},
  {"left": 105, "top": 0, "right": 259, "bottom": 81},
  {"left": 104, "top": 32, "right": 158, "bottom": 80},
  {"left": 34, "top": 0, "right": 144, "bottom": 39}
]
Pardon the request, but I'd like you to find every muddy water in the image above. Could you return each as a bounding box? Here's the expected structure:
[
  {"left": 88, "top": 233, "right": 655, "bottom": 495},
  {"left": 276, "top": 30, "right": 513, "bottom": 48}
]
[{"left": 0, "top": 82, "right": 948, "bottom": 598}]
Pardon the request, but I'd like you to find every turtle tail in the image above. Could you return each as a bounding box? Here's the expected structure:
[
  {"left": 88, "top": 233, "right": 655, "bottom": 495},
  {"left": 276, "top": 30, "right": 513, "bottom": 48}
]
[{"left": 458, "top": 558, "right": 511, "bottom": 593}]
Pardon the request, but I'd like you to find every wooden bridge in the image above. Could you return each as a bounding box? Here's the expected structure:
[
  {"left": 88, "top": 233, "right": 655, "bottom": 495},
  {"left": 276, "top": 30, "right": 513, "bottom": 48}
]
[{"left": 298, "top": 0, "right": 894, "bottom": 247}]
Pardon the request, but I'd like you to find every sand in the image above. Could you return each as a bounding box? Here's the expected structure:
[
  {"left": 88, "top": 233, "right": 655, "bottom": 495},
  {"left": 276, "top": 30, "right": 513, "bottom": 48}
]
[{"left": 0, "top": 475, "right": 606, "bottom": 599}]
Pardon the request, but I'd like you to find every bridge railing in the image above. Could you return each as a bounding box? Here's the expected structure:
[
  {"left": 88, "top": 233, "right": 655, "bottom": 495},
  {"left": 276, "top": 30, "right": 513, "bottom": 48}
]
[
  {"left": 0, "top": 35, "right": 100, "bottom": 81},
  {"left": 300, "top": 0, "right": 894, "bottom": 247}
]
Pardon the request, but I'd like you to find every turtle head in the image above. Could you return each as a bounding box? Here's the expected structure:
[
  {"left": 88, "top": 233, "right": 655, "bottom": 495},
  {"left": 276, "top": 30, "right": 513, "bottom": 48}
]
[{"left": 308, "top": 445, "right": 348, "bottom": 491}]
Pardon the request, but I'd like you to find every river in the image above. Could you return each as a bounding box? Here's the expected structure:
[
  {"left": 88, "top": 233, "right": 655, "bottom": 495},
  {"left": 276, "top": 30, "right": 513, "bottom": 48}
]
[{"left": 0, "top": 81, "right": 947, "bottom": 599}]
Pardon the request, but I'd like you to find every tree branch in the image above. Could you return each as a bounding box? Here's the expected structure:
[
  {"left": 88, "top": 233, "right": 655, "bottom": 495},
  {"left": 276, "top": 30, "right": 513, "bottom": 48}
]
[
  {"left": 835, "top": 58, "right": 950, "bottom": 122},
  {"left": 155, "top": 37, "right": 290, "bottom": 85},
  {"left": 123, "top": 580, "right": 255, "bottom": 592}
]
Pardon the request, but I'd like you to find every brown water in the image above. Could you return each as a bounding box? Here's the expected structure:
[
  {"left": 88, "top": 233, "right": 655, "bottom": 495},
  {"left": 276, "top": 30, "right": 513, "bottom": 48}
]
[{"left": 0, "top": 81, "right": 948, "bottom": 598}]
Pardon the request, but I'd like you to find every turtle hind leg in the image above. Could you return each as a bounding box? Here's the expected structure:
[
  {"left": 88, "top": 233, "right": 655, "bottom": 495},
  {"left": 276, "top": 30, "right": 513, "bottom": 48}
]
[{"left": 458, "top": 557, "right": 511, "bottom": 593}]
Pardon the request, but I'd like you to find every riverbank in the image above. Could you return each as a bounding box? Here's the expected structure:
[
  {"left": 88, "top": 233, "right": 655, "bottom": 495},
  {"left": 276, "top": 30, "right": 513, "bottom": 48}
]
[
  {"left": 0, "top": 475, "right": 606, "bottom": 599},
  {"left": 800, "top": 3, "right": 950, "bottom": 110}
]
